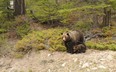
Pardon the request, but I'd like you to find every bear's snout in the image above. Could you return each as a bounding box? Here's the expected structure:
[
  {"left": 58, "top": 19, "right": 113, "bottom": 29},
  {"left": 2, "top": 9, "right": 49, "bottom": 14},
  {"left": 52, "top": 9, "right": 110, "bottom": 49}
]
[{"left": 63, "top": 37, "right": 66, "bottom": 41}]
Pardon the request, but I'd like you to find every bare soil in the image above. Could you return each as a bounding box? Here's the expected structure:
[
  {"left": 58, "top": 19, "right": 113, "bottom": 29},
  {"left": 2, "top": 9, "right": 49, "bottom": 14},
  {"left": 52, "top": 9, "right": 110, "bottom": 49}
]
[{"left": 0, "top": 49, "right": 116, "bottom": 72}]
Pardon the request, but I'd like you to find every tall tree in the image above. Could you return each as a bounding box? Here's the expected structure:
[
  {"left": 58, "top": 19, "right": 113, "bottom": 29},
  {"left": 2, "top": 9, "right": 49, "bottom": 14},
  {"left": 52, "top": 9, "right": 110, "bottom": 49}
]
[
  {"left": 14, "top": 0, "right": 26, "bottom": 16},
  {"left": 102, "top": 7, "right": 111, "bottom": 27}
]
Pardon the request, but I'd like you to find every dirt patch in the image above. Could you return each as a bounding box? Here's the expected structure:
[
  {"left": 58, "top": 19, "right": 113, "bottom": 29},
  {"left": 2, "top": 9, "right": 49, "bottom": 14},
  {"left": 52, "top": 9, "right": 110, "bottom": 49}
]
[{"left": 0, "top": 49, "right": 116, "bottom": 72}]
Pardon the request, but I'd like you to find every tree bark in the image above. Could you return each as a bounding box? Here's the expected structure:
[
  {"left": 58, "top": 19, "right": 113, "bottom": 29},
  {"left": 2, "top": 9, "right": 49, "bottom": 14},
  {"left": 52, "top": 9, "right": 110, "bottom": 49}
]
[
  {"left": 102, "top": 8, "right": 111, "bottom": 27},
  {"left": 14, "top": 0, "right": 26, "bottom": 16},
  {"left": 93, "top": 14, "right": 99, "bottom": 28}
]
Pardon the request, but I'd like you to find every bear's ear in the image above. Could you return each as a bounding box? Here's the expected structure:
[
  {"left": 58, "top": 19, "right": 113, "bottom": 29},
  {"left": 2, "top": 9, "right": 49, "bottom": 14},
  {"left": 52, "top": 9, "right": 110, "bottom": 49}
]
[{"left": 67, "top": 33, "right": 69, "bottom": 36}]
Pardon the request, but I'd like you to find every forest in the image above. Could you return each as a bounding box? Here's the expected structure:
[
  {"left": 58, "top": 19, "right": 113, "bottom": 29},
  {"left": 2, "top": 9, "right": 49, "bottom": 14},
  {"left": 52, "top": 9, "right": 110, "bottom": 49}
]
[{"left": 0, "top": 0, "right": 116, "bottom": 72}]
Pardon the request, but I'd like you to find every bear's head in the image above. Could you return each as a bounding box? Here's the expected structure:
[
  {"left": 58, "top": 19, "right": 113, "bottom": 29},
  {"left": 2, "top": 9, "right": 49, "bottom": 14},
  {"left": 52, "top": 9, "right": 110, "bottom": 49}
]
[{"left": 61, "top": 32, "right": 71, "bottom": 42}]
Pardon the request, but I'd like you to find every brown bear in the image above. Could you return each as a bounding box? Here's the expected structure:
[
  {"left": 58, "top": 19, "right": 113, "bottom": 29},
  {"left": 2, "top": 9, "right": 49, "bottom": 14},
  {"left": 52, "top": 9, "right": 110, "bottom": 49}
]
[
  {"left": 61, "top": 30, "right": 86, "bottom": 54},
  {"left": 73, "top": 44, "right": 86, "bottom": 53}
]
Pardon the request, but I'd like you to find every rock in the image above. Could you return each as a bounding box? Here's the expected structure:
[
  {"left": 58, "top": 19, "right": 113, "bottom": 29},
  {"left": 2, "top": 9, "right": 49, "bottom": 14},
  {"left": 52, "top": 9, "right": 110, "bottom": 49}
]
[
  {"left": 0, "top": 61, "right": 4, "bottom": 67},
  {"left": 61, "top": 62, "right": 67, "bottom": 67},
  {"left": 8, "top": 68, "right": 17, "bottom": 72},
  {"left": 69, "top": 70, "right": 72, "bottom": 72},
  {"left": 107, "top": 55, "right": 113, "bottom": 60},
  {"left": 87, "top": 68, "right": 90, "bottom": 72},
  {"left": 91, "top": 67, "right": 98, "bottom": 70},
  {"left": 82, "top": 62, "right": 89, "bottom": 68},
  {"left": 48, "top": 69, "right": 51, "bottom": 72},
  {"left": 100, "top": 58, "right": 105, "bottom": 61},
  {"left": 98, "top": 65, "right": 106, "bottom": 69},
  {"left": 73, "top": 58, "right": 77, "bottom": 63},
  {"left": 48, "top": 54, "right": 52, "bottom": 57}
]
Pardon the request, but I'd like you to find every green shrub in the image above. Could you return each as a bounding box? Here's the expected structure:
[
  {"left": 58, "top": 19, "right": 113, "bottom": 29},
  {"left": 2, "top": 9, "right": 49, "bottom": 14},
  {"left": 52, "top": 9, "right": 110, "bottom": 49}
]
[
  {"left": 15, "top": 28, "right": 68, "bottom": 53},
  {"left": 16, "top": 23, "right": 30, "bottom": 38},
  {"left": 74, "top": 21, "right": 92, "bottom": 31},
  {"left": 12, "top": 16, "right": 31, "bottom": 38},
  {"left": 0, "top": 15, "right": 31, "bottom": 38},
  {"left": 0, "top": 21, "right": 14, "bottom": 32},
  {"left": 0, "top": 34, "right": 8, "bottom": 56},
  {"left": 106, "top": 44, "right": 116, "bottom": 51},
  {"left": 86, "top": 41, "right": 96, "bottom": 48},
  {"left": 86, "top": 39, "right": 116, "bottom": 51},
  {"left": 0, "top": 34, "right": 6, "bottom": 46},
  {"left": 102, "top": 27, "right": 116, "bottom": 37},
  {"left": 0, "top": 29, "right": 6, "bottom": 33},
  {"left": 26, "top": 0, "right": 59, "bottom": 24}
]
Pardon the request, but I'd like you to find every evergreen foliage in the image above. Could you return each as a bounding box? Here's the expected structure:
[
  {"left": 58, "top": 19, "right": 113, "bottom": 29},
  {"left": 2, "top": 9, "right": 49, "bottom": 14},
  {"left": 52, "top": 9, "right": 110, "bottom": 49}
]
[{"left": 0, "top": 0, "right": 13, "bottom": 20}]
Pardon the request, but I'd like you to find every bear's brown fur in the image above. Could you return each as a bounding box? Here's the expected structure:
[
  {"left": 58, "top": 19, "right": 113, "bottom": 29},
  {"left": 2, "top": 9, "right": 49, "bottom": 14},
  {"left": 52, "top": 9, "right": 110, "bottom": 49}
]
[
  {"left": 74, "top": 44, "right": 86, "bottom": 53},
  {"left": 61, "top": 30, "right": 86, "bottom": 54}
]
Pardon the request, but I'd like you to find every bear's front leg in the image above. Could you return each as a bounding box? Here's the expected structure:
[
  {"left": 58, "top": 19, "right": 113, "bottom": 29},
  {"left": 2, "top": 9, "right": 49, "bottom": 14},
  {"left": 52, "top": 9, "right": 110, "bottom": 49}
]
[{"left": 66, "top": 42, "right": 74, "bottom": 54}]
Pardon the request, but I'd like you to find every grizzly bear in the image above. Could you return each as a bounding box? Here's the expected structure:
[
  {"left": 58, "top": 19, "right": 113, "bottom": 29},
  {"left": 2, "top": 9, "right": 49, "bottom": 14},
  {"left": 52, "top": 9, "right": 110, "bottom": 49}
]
[
  {"left": 74, "top": 44, "right": 86, "bottom": 53},
  {"left": 61, "top": 30, "right": 86, "bottom": 54}
]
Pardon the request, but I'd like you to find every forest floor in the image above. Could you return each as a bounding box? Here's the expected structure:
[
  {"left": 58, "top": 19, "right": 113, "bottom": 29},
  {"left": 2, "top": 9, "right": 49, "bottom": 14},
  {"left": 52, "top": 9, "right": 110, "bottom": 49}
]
[{"left": 0, "top": 47, "right": 116, "bottom": 72}]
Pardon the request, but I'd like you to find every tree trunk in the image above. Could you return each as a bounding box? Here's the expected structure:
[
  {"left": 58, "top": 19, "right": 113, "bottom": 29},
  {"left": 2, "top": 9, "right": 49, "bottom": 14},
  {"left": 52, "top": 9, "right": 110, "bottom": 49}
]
[
  {"left": 93, "top": 14, "right": 99, "bottom": 28},
  {"left": 14, "top": 0, "right": 26, "bottom": 16},
  {"left": 55, "top": 0, "right": 60, "bottom": 4},
  {"left": 102, "top": 8, "right": 111, "bottom": 27}
]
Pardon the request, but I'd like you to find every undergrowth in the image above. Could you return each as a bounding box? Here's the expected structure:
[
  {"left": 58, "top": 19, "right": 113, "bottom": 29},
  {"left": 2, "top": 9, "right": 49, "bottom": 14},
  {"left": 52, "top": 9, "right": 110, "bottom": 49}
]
[
  {"left": 15, "top": 26, "right": 116, "bottom": 54},
  {"left": 0, "top": 34, "right": 6, "bottom": 46},
  {"left": 86, "top": 38, "right": 116, "bottom": 51},
  {"left": 15, "top": 28, "right": 69, "bottom": 53},
  {"left": 0, "top": 16, "right": 31, "bottom": 38},
  {"left": 86, "top": 26, "right": 116, "bottom": 51}
]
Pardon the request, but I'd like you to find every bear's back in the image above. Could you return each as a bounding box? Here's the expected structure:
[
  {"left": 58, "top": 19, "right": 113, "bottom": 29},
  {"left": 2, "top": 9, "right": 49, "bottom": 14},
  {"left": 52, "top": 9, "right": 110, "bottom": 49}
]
[{"left": 69, "top": 30, "right": 84, "bottom": 43}]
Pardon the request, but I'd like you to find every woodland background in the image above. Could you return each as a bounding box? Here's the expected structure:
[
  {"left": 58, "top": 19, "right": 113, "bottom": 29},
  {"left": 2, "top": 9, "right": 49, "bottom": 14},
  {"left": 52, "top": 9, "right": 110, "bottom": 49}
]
[{"left": 0, "top": 0, "right": 116, "bottom": 57}]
